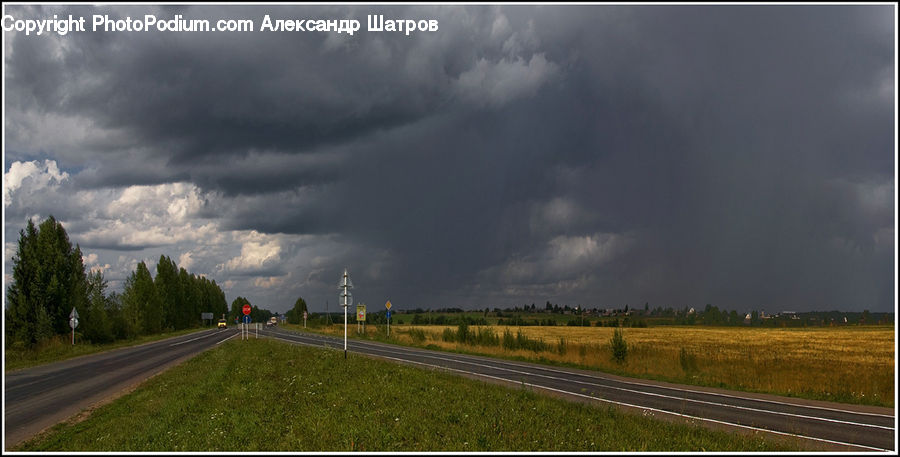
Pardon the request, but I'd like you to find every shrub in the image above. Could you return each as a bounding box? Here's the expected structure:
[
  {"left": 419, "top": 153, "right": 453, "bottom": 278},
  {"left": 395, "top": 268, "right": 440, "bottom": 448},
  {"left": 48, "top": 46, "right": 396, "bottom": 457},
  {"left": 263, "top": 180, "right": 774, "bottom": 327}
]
[
  {"left": 611, "top": 328, "right": 627, "bottom": 364},
  {"left": 502, "top": 329, "right": 516, "bottom": 350},
  {"left": 556, "top": 337, "right": 567, "bottom": 355},
  {"left": 407, "top": 328, "right": 427, "bottom": 343},
  {"left": 471, "top": 327, "right": 499, "bottom": 347},
  {"left": 441, "top": 328, "right": 455, "bottom": 342},
  {"left": 679, "top": 347, "right": 698, "bottom": 373},
  {"left": 455, "top": 322, "right": 470, "bottom": 344}
]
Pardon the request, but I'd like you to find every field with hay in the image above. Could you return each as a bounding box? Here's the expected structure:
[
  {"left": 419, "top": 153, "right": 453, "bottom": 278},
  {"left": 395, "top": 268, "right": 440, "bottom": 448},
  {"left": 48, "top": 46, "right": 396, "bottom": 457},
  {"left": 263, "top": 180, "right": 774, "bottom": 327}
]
[{"left": 305, "top": 323, "right": 894, "bottom": 407}]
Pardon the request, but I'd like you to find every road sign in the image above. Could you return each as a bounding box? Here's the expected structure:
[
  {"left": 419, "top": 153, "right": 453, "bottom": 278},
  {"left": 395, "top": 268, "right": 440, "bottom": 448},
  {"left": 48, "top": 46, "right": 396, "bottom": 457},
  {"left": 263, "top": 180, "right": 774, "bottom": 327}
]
[
  {"left": 386, "top": 310, "right": 391, "bottom": 319},
  {"left": 243, "top": 304, "right": 251, "bottom": 315},
  {"left": 356, "top": 304, "right": 366, "bottom": 321},
  {"left": 201, "top": 312, "right": 214, "bottom": 320},
  {"left": 69, "top": 317, "right": 79, "bottom": 329},
  {"left": 244, "top": 315, "right": 251, "bottom": 324},
  {"left": 69, "top": 307, "right": 79, "bottom": 319},
  {"left": 303, "top": 311, "right": 308, "bottom": 319},
  {"left": 385, "top": 300, "right": 392, "bottom": 310}
]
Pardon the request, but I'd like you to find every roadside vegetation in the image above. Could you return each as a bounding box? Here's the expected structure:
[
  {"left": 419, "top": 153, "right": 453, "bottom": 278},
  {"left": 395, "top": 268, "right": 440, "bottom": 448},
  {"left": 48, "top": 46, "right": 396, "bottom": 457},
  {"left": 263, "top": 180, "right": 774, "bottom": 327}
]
[
  {"left": 17, "top": 338, "right": 792, "bottom": 452},
  {"left": 4, "top": 327, "right": 212, "bottom": 372},
  {"left": 294, "top": 322, "right": 894, "bottom": 407},
  {"left": 5, "top": 216, "right": 229, "bottom": 352},
  {"left": 4, "top": 215, "right": 280, "bottom": 370}
]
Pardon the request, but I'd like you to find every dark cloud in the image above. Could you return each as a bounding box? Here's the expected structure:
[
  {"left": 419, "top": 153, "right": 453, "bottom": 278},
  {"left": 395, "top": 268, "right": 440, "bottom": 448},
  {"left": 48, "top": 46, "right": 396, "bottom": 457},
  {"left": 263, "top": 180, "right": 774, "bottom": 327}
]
[{"left": 4, "top": 5, "right": 894, "bottom": 312}]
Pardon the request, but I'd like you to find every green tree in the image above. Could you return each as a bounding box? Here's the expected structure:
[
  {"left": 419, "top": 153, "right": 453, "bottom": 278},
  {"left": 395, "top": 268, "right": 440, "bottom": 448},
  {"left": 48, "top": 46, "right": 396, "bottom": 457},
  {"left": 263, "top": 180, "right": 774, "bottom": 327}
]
[
  {"left": 154, "top": 255, "right": 181, "bottom": 331},
  {"left": 106, "top": 291, "right": 130, "bottom": 340},
  {"left": 122, "top": 261, "right": 162, "bottom": 335},
  {"left": 83, "top": 269, "right": 114, "bottom": 344},
  {"left": 288, "top": 296, "right": 308, "bottom": 324},
  {"left": 230, "top": 296, "right": 251, "bottom": 323},
  {"left": 5, "top": 216, "right": 89, "bottom": 348}
]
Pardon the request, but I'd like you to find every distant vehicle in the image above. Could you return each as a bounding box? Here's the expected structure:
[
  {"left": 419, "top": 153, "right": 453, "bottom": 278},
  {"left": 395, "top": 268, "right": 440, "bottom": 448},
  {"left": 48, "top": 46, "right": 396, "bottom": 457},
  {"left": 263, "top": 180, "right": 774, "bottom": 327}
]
[
  {"left": 266, "top": 317, "right": 277, "bottom": 327},
  {"left": 218, "top": 319, "right": 227, "bottom": 329}
]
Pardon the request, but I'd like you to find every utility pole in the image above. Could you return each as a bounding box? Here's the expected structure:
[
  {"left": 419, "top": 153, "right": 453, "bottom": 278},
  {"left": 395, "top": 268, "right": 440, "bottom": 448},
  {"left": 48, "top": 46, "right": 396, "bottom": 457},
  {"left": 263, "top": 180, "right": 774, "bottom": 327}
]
[{"left": 338, "top": 268, "right": 353, "bottom": 359}]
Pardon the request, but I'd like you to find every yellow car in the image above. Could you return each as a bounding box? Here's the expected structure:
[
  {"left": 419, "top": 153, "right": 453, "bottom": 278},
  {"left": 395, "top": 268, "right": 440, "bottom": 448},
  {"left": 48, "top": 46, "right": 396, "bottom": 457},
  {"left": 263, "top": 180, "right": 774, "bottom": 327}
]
[{"left": 217, "top": 319, "right": 227, "bottom": 329}]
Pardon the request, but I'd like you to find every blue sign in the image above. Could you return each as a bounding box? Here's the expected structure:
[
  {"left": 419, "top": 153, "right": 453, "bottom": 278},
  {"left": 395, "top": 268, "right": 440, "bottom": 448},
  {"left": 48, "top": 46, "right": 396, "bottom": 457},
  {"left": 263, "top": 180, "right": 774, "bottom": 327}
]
[
  {"left": 244, "top": 315, "right": 251, "bottom": 324},
  {"left": 386, "top": 310, "right": 391, "bottom": 319}
]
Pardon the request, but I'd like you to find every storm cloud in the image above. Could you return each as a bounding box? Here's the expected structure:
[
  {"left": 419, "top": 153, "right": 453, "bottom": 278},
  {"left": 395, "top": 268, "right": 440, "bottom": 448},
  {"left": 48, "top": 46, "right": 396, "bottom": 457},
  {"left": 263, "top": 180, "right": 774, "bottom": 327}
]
[{"left": 3, "top": 5, "right": 895, "bottom": 313}]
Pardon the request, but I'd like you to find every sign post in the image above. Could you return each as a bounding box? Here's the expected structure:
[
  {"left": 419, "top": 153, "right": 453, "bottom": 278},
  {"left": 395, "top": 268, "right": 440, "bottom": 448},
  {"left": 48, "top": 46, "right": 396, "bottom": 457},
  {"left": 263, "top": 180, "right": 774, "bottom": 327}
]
[
  {"left": 385, "top": 300, "right": 392, "bottom": 337},
  {"left": 69, "top": 307, "right": 79, "bottom": 345},
  {"left": 356, "top": 304, "right": 366, "bottom": 334},
  {"left": 242, "top": 305, "right": 251, "bottom": 340},
  {"left": 303, "top": 311, "right": 307, "bottom": 328}
]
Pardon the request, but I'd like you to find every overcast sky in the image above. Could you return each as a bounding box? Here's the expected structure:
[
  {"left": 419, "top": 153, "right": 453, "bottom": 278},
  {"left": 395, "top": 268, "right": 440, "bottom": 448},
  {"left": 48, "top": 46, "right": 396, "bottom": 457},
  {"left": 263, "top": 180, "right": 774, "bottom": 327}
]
[{"left": 3, "top": 5, "right": 895, "bottom": 314}]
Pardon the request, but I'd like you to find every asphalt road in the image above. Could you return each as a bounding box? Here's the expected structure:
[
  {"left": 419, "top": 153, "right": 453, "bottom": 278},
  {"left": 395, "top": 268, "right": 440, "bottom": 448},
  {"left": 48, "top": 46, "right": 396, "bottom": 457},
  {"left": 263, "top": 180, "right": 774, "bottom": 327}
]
[
  {"left": 260, "top": 326, "right": 896, "bottom": 452},
  {"left": 4, "top": 327, "right": 240, "bottom": 449},
  {"left": 4, "top": 324, "right": 895, "bottom": 451}
]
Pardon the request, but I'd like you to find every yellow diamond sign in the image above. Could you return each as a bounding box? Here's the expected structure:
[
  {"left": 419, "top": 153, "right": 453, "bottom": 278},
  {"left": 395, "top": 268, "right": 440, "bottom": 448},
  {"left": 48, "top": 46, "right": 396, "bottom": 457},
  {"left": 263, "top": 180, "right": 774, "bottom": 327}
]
[{"left": 385, "top": 300, "right": 392, "bottom": 310}]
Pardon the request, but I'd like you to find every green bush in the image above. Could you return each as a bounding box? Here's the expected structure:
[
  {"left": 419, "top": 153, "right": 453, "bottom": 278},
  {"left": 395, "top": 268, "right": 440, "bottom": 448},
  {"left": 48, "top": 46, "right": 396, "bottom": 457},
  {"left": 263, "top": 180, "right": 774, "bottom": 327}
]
[
  {"left": 499, "top": 329, "right": 549, "bottom": 352},
  {"left": 455, "top": 322, "right": 470, "bottom": 343},
  {"left": 471, "top": 327, "right": 499, "bottom": 346},
  {"left": 556, "top": 337, "right": 567, "bottom": 355},
  {"left": 679, "top": 347, "right": 698, "bottom": 373},
  {"left": 441, "top": 328, "right": 455, "bottom": 342},
  {"left": 611, "top": 328, "right": 627, "bottom": 364},
  {"left": 407, "top": 328, "right": 427, "bottom": 343}
]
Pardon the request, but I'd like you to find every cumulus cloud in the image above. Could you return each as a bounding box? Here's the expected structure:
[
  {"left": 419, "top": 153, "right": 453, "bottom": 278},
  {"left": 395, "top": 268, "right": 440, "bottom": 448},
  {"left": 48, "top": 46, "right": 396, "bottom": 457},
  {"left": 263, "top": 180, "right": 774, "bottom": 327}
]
[
  {"left": 3, "top": 160, "right": 69, "bottom": 206},
  {"left": 220, "top": 232, "right": 283, "bottom": 274}
]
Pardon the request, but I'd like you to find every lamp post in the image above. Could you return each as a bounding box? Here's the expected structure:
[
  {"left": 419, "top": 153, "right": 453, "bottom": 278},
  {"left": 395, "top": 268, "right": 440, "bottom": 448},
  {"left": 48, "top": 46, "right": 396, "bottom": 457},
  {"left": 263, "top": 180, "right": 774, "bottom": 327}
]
[{"left": 338, "top": 268, "right": 353, "bottom": 359}]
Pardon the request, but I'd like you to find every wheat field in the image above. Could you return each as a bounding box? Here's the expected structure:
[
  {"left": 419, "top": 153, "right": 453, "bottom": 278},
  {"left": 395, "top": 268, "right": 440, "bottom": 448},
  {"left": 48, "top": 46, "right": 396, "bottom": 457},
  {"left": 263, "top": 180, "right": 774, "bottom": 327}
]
[{"left": 315, "top": 323, "right": 894, "bottom": 406}]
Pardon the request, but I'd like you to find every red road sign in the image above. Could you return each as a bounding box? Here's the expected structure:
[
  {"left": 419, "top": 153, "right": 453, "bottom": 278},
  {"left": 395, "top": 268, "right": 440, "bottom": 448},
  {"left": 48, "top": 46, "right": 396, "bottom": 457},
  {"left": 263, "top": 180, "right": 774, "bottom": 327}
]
[{"left": 243, "top": 304, "right": 251, "bottom": 315}]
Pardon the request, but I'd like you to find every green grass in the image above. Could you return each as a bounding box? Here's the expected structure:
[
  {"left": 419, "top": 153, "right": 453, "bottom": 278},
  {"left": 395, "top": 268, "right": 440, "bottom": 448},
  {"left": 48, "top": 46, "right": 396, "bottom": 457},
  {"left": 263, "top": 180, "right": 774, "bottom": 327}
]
[
  {"left": 4, "top": 327, "right": 211, "bottom": 372},
  {"left": 17, "top": 338, "right": 794, "bottom": 452}
]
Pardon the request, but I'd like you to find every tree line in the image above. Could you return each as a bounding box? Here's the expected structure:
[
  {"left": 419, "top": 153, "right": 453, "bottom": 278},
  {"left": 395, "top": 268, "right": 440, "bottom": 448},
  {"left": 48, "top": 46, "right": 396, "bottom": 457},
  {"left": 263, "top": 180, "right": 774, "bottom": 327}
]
[{"left": 5, "top": 216, "right": 229, "bottom": 349}]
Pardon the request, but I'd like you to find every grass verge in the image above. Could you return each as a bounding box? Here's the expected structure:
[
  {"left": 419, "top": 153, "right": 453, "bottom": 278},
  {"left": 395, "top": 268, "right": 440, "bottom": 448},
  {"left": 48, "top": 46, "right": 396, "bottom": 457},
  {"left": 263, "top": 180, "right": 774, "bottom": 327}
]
[
  {"left": 4, "top": 327, "right": 211, "bottom": 372},
  {"left": 17, "top": 338, "right": 793, "bottom": 452}
]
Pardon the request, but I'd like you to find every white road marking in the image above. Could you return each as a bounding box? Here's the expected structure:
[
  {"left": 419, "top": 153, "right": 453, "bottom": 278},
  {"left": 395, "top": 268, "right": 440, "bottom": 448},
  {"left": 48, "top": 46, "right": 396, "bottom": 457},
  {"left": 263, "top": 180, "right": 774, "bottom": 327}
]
[
  {"left": 341, "top": 333, "right": 896, "bottom": 420},
  {"left": 349, "top": 341, "right": 894, "bottom": 431},
  {"left": 362, "top": 351, "right": 894, "bottom": 453},
  {"left": 266, "top": 331, "right": 892, "bottom": 452},
  {"left": 215, "top": 332, "right": 241, "bottom": 345},
  {"left": 168, "top": 329, "right": 220, "bottom": 346}
]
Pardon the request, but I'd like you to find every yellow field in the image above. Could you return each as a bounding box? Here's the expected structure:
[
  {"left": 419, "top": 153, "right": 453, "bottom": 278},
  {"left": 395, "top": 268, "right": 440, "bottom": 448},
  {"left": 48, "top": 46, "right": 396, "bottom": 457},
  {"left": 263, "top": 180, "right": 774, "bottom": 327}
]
[{"left": 314, "top": 323, "right": 895, "bottom": 406}]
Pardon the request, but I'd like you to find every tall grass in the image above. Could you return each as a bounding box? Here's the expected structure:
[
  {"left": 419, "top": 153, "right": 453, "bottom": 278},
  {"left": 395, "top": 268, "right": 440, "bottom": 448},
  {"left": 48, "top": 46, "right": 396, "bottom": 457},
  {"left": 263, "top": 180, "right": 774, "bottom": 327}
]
[
  {"left": 17, "top": 338, "right": 791, "bottom": 451},
  {"left": 311, "top": 323, "right": 895, "bottom": 407}
]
